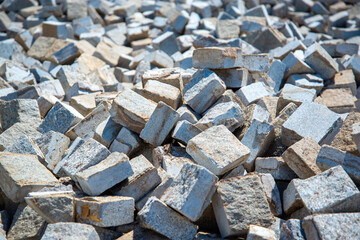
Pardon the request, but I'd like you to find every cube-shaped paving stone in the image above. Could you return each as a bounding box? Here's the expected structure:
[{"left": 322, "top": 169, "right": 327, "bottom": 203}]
[
  {"left": 75, "top": 196, "right": 134, "bottom": 227},
  {"left": 5, "top": 135, "right": 45, "bottom": 163},
  {"left": 41, "top": 223, "right": 99, "bottom": 239},
  {"left": 183, "top": 69, "right": 226, "bottom": 114},
  {"left": 192, "top": 47, "right": 243, "bottom": 69},
  {"left": 111, "top": 155, "right": 161, "bottom": 202},
  {"left": 172, "top": 120, "right": 202, "bottom": 145},
  {"left": 109, "top": 127, "right": 142, "bottom": 156},
  {"left": 241, "top": 119, "right": 275, "bottom": 171},
  {"left": 0, "top": 99, "right": 41, "bottom": 131},
  {"left": 161, "top": 163, "right": 218, "bottom": 221},
  {"left": 0, "top": 153, "right": 58, "bottom": 202},
  {"left": 255, "top": 157, "right": 297, "bottom": 181},
  {"left": 302, "top": 213, "right": 360, "bottom": 240},
  {"left": 212, "top": 174, "right": 274, "bottom": 238},
  {"left": 61, "top": 138, "right": 110, "bottom": 180},
  {"left": 316, "top": 145, "right": 360, "bottom": 185},
  {"left": 110, "top": 89, "right": 157, "bottom": 134},
  {"left": 138, "top": 197, "right": 198, "bottom": 240},
  {"left": 25, "top": 192, "right": 75, "bottom": 223},
  {"left": 283, "top": 166, "right": 360, "bottom": 215},
  {"left": 38, "top": 101, "right": 84, "bottom": 134},
  {"left": 187, "top": 125, "right": 250, "bottom": 175},
  {"left": 282, "top": 137, "right": 322, "bottom": 179},
  {"left": 75, "top": 152, "right": 133, "bottom": 196},
  {"left": 282, "top": 102, "right": 343, "bottom": 146},
  {"left": 35, "top": 131, "right": 70, "bottom": 171},
  {"left": 142, "top": 80, "right": 182, "bottom": 110},
  {"left": 304, "top": 43, "right": 339, "bottom": 79},
  {"left": 236, "top": 82, "right": 273, "bottom": 106},
  {"left": 195, "top": 102, "right": 245, "bottom": 132},
  {"left": 140, "top": 102, "right": 179, "bottom": 146},
  {"left": 277, "top": 84, "right": 316, "bottom": 113}
]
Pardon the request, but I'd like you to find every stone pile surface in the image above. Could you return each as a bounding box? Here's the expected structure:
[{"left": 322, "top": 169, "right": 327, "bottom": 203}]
[{"left": 0, "top": 0, "right": 360, "bottom": 239}]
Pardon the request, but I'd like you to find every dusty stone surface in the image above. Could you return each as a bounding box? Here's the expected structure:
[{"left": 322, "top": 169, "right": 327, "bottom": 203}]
[
  {"left": 187, "top": 125, "right": 250, "bottom": 175},
  {"left": 212, "top": 174, "right": 274, "bottom": 238}
]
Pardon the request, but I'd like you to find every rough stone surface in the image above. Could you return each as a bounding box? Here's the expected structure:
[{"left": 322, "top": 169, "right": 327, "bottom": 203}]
[
  {"left": 75, "top": 152, "right": 133, "bottom": 196},
  {"left": 140, "top": 101, "right": 179, "bottom": 146},
  {"left": 282, "top": 137, "right": 322, "bottom": 179},
  {"left": 110, "top": 89, "right": 157, "bottom": 134},
  {"left": 284, "top": 166, "right": 360, "bottom": 214},
  {"left": 316, "top": 145, "right": 360, "bottom": 185},
  {"left": 75, "top": 196, "right": 134, "bottom": 227},
  {"left": 138, "top": 197, "right": 198, "bottom": 240},
  {"left": 183, "top": 69, "right": 226, "bottom": 114},
  {"left": 38, "top": 101, "right": 84, "bottom": 134},
  {"left": 187, "top": 125, "right": 250, "bottom": 175},
  {"left": 161, "top": 163, "right": 218, "bottom": 221},
  {"left": 0, "top": 153, "right": 58, "bottom": 202},
  {"left": 302, "top": 213, "right": 360, "bottom": 240},
  {"left": 282, "top": 102, "right": 343, "bottom": 146},
  {"left": 212, "top": 174, "right": 274, "bottom": 238},
  {"left": 41, "top": 222, "right": 100, "bottom": 240}
]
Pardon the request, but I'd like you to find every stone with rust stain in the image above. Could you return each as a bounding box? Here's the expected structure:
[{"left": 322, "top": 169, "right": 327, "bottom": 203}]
[
  {"left": 192, "top": 47, "right": 243, "bottom": 69},
  {"left": 75, "top": 196, "right": 134, "bottom": 227}
]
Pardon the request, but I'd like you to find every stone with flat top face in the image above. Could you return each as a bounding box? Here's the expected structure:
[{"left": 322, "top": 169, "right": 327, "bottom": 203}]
[
  {"left": 183, "top": 69, "right": 226, "bottom": 114},
  {"left": 282, "top": 137, "right": 322, "bottom": 179},
  {"left": 282, "top": 102, "right": 343, "bottom": 146},
  {"left": 75, "top": 152, "right": 133, "bottom": 196},
  {"left": 110, "top": 89, "right": 157, "bottom": 134},
  {"left": 187, "top": 125, "right": 250, "bottom": 175},
  {"left": 304, "top": 43, "right": 339, "bottom": 79},
  {"left": 212, "top": 174, "right": 274, "bottom": 238},
  {"left": 283, "top": 166, "right": 360, "bottom": 215},
  {"left": 0, "top": 153, "right": 59, "bottom": 202},
  {"left": 161, "top": 163, "right": 218, "bottom": 222},
  {"left": 138, "top": 197, "right": 198, "bottom": 240},
  {"left": 192, "top": 47, "right": 243, "bottom": 69},
  {"left": 140, "top": 101, "right": 179, "bottom": 146}
]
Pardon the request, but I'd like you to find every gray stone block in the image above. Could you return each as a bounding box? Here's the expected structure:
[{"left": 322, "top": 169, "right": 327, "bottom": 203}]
[
  {"left": 282, "top": 102, "right": 343, "bottom": 146},
  {"left": 111, "top": 155, "right": 161, "bottom": 202},
  {"left": 241, "top": 119, "right": 274, "bottom": 171},
  {"left": 283, "top": 52, "right": 315, "bottom": 78},
  {"left": 196, "top": 101, "right": 245, "bottom": 132},
  {"left": 213, "top": 174, "right": 274, "bottom": 238},
  {"left": 187, "top": 125, "right": 250, "bottom": 175},
  {"left": 75, "top": 152, "right": 133, "bottom": 196},
  {"left": 0, "top": 153, "right": 59, "bottom": 202},
  {"left": 172, "top": 120, "right": 202, "bottom": 145},
  {"left": 284, "top": 166, "right": 360, "bottom": 215},
  {"left": 177, "top": 105, "right": 201, "bottom": 124},
  {"left": 161, "top": 163, "right": 218, "bottom": 221},
  {"left": 302, "top": 213, "right": 360, "bottom": 240},
  {"left": 61, "top": 138, "right": 110, "bottom": 180},
  {"left": 316, "top": 145, "right": 360, "bottom": 185},
  {"left": 93, "top": 117, "right": 121, "bottom": 148},
  {"left": 38, "top": 101, "right": 84, "bottom": 134},
  {"left": 110, "top": 89, "right": 156, "bottom": 134},
  {"left": 140, "top": 101, "right": 179, "bottom": 146},
  {"left": 183, "top": 69, "right": 226, "bottom": 114},
  {"left": 304, "top": 43, "right": 339, "bottom": 79},
  {"left": 138, "top": 197, "right": 198, "bottom": 240},
  {"left": 213, "top": 68, "right": 250, "bottom": 88},
  {"left": 41, "top": 222, "right": 99, "bottom": 240},
  {"left": 193, "top": 47, "right": 243, "bottom": 69},
  {"left": 75, "top": 196, "right": 134, "bottom": 227},
  {"left": 255, "top": 157, "right": 297, "bottom": 181},
  {"left": 25, "top": 192, "right": 75, "bottom": 223},
  {"left": 0, "top": 99, "right": 41, "bottom": 131},
  {"left": 4, "top": 135, "right": 45, "bottom": 163},
  {"left": 236, "top": 82, "right": 273, "bottom": 106},
  {"left": 109, "top": 127, "right": 142, "bottom": 156}
]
